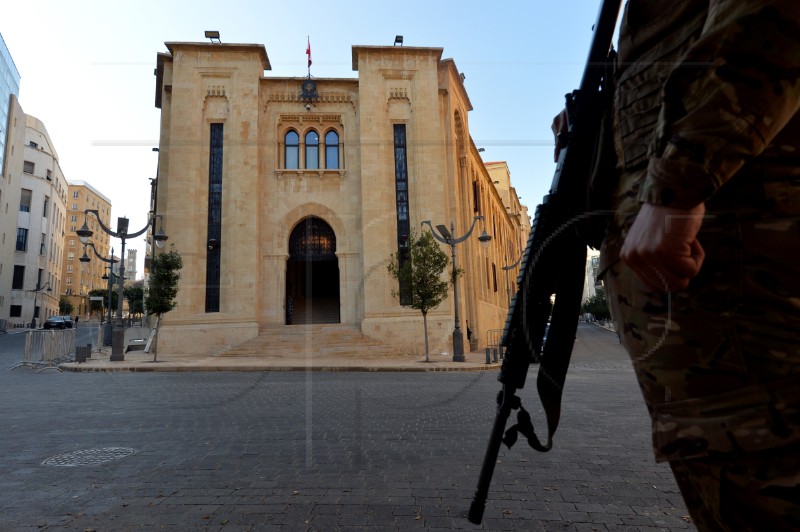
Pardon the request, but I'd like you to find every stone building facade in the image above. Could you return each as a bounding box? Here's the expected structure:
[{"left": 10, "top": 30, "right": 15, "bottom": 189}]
[
  {"left": 5, "top": 114, "right": 69, "bottom": 328},
  {"left": 63, "top": 180, "right": 112, "bottom": 316},
  {"left": 152, "top": 40, "right": 529, "bottom": 357},
  {"left": 0, "top": 33, "right": 21, "bottom": 328},
  {"left": 0, "top": 95, "right": 24, "bottom": 328},
  {"left": 125, "top": 248, "right": 137, "bottom": 286}
]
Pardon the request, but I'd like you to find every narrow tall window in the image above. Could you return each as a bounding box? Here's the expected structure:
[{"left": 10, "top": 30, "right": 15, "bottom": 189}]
[
  {"left": 206, "top": 123, "right": 224, "bottom": 313},
  {"left": 393, "top": 124, "right": 411, "bottom": 304},
  {"left": 325, "top": 130, "right": 339, "bottom": 169},
  {"left": 19, "top": 189, "right": 31, "bottom": 212},
  {"left": 285, "top": 130, "right": 299, "bottom": 169},
  {"left": 12, "top": 265, "right": 25, "bottom": 290},
  {"left": 305, "top": 130, "right": 319, "bottom": 169},
  {"left": 16, "top": 228, "right": 28, "bottom": 252}
]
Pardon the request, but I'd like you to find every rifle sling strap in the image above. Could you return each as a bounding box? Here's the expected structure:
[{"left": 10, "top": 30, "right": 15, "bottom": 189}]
[{"left": 502, "top": 406, "right": 551, "bottom": 452}]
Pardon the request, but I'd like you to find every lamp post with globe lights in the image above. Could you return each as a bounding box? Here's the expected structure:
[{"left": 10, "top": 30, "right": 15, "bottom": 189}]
[
  {"left": 80, "top": 243, "right": 118, "bottom": 346},
  {"left": 76, "top": 211, "right": 167, "bottom": 360},
  {"left": 501, "top": 254, "right": 524, "bottom": 308},
  {"left": 420, "top": 215, "right": 491, "bottom": 361}
]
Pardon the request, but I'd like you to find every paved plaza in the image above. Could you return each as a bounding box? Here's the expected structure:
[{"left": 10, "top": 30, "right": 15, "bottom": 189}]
[{"left": 0, "top": 324, "right": 691, "bottom": 531}]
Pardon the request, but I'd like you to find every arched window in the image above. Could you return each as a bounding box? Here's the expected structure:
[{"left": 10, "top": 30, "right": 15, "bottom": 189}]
[
  {"left": 285, "top": 130, "right": 299, "bottom": 169},
  {"left": 289, "top": 217, "right": 336, "bottom": 260},
  {"left": 325, "top": 130, "right": 339, "bottom": 169},
  {"left": 305, "top": 130, "right": 319, "bottom": 169}
]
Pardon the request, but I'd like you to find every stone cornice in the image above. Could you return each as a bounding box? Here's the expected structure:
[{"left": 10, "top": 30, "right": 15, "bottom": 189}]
[
  {"left": 267, "top": 92, "right": 351, "bottom": 104},
  {"left": 164, "top": 42, "right": 271, "bottom": 70},
  {"left": 206, "top": 85, "right": 227, "bottom": 98},
  {"left": 388, "top": 88, "right": 409, "bottom": 101},
  {"left": 274, "top": 169, "right": 346, "bottom": 180},
  {"left": 277, "top": 114, "right": 343, "bottom": 125}
]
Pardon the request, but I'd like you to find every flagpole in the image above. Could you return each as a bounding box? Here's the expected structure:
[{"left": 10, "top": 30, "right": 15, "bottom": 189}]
[{"left": 306, "top": 36, "right": 311, "bottom": 77}]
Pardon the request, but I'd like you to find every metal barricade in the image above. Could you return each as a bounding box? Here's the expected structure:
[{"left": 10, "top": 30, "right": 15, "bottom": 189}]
[
  {"left": 10, "top": 329, "right": 76, "bottom": 372},
  {"left": 485, "top": 329, "right": 504, "bottom": 364}
]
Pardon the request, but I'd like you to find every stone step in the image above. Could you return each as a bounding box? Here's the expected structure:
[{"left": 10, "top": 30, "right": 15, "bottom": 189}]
[{"left": 218, "top": 325, "right": 406, "bottom": 358}]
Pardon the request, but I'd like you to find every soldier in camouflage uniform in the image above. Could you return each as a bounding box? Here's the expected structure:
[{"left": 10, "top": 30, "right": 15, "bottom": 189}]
[{"left": 597, "top": 1, "right": 800, "bottom": 529}]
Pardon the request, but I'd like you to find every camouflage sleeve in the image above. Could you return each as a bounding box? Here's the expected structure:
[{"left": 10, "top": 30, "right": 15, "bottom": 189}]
[{"left": 639, "top": 0, "right": 800, "bottom": 209}]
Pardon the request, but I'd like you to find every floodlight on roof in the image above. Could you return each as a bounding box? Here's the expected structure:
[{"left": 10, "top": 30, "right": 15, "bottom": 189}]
[
  {"left": 394, "top": 35, "right": 403, "bottom": 46},
  {"left": 205, "top": 31, "right": 221, "bottom": 43}
]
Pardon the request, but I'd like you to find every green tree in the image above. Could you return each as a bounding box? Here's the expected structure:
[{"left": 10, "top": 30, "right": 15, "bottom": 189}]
[
  {"left": 88, "top": 289, "right": 104, "bottom": 314},
  {"left": 387, "top": 230, "right": 450, "bottom": 362},
  {"left": 125, "top": 281, "right": 145, "bottom": 318},
  {"left": 581, "top": 289, "right": 611, "bottom": 321},
  {"left": 145, "top": 248, "right": 183, "bottom": 361},
  {"left": 88, "top": 287, "right": 118, "bottom": 318},
  {"left": 58, "top": 296, "right": 73, "bottom": 316}
]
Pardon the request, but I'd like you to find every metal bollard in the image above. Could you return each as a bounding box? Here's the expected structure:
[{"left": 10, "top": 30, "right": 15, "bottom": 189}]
[
  {"left": 492, "top": 347, "right": 499, "bottom": 363},
  {"left": 485, "top": 347, "right": 491, "bottom": 364}
]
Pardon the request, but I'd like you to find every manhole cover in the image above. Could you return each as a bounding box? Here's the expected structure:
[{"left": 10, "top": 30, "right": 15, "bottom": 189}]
[{"left": 42, "top": 447, "right": 135, "bottom": 467}]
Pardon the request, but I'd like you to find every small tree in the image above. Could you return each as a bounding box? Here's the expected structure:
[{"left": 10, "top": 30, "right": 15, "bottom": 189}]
[
  {"left": 88, "top": 289, "right": 104, "bottom": 315},
  {"left": 88, "top": 287, "right": 118, "bottom": 320},
  {"left": 144, "top": 248, "right": 183, "bottom": 361},
  {"left": 581, "top": 289, "right": 611, "bottom": 321},
  {"left": 124, "top": 281, "right": 145, "bottom": 319},
  {"left": 387, "top": 230, "right": 450, "bottom": 361},
  {"left": 59, "top": 296, "right": 74, "bottom": 316}
]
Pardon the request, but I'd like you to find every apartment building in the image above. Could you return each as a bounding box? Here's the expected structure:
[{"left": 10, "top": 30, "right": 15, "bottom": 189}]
[
  {"left": 63, "top": 181, "right": 112, "bottom": 316},
  {"left": 5, "top": 115, "right": 69, "bottom": 328}
]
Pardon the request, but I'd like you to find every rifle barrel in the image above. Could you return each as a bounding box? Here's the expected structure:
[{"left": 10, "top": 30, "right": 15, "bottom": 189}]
[{"left": 468, "top": 387, "right": 517, "bottom": 524}]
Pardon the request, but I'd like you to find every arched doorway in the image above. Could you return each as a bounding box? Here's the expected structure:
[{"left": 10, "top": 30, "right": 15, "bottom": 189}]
[{"left": 285, "top": 217, "right": 340, "bottom": 324}]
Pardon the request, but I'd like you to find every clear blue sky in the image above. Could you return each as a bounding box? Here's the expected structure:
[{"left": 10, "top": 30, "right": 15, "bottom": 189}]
[{"left": 2, "top": 0, "right": 612, "bottom": 274}]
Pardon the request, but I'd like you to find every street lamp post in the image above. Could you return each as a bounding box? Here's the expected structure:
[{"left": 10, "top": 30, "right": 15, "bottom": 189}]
[
  {"left": 77, "top": 211, "right": 167, "bottom": 361},
  {"left": 501, "top": 254, "right": 523, "bottom": 308},
  {"left": 28, "top": 282, "right": 52, "bottom": 329},
  {"left": 80, "top": 243, "right": 118, "bottom": 346},
  {"left": 421, "top": 215, "right": 491, "bottom": 362}
]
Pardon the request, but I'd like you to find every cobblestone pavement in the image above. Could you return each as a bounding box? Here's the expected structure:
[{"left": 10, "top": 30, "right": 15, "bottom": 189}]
[{"left": 0, "top": 325, "right": 692, "bottom": 531}]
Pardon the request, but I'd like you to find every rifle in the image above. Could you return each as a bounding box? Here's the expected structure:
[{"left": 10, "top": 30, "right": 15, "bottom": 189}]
[{"left": 468, "top": 0, "right": 621, "bottom": 524}]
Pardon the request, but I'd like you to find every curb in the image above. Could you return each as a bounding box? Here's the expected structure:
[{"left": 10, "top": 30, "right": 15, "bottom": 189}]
[{"left": 59, "top": 361, "right": 503, "bottom": 373}]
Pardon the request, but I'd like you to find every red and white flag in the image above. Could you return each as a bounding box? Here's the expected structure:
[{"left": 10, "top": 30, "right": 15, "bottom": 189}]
[{"left": 306, "top": 37, "right": 312, "bottom": 68}]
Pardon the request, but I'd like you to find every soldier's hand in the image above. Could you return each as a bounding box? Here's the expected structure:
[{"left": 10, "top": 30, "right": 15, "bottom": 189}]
[
  {"left": 621, "top": 203, "right": 706, "bottom": 292},
  {"left": 551, "top": 110, "right": 568, "bottom": 162}
]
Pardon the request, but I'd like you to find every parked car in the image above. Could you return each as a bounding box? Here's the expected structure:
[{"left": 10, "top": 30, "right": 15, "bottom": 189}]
[
  {"left": 43, "top": 316, "right": 67, "bottom": 329},
  {"left": 60, "top": 316, "right": 74, "bottom": 328}
]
